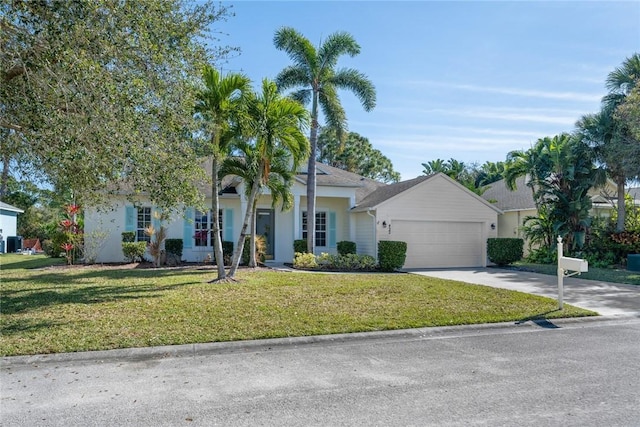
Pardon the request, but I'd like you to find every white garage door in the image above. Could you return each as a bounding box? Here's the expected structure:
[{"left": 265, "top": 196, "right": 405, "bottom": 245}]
[{"left": 390, "top": 220, "right": 484, "bottom": 268}]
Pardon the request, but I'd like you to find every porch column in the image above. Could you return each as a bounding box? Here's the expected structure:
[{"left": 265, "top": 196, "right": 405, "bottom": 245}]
[
  {"left": 349, "top": 195, "right": 356, "bottom": 242},
  {"left": 293, "top": 194, "right": 301, "bottom": 239}
]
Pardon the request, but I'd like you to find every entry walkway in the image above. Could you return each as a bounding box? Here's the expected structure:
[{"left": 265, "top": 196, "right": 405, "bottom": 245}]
[{"left": 407, "top": 267, "right": 640, "bottom": 317}]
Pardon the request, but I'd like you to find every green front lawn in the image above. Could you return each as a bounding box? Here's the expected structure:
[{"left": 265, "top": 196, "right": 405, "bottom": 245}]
[
  {"left": 511, "top": 262, "right": 640, "bottom": 285},
  {"left": 1, "top": 254, "right": 596, "bottom": 357}
]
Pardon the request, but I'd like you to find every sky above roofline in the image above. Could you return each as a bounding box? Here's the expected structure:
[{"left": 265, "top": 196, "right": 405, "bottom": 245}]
[{"left": 214, "top": 1, "right": 640, "bottom": 180}]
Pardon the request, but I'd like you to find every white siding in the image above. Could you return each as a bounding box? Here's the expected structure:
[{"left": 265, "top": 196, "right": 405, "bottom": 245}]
[
  {"left": 353, "top": 211, "right": 376, "bottom": 257},
  {"left": 375, "top": 175, "right": 499, "bottom": 268}
]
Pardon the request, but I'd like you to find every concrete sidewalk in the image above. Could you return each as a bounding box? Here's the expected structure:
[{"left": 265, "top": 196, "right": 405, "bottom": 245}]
[{"left": 408, "top": 267, "right": 640, "bottom": 316}]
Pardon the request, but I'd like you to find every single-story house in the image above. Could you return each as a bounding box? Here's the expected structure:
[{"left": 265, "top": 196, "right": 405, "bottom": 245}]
[
  {"left": 85, "top": 164, "right": 501, "bottom": 268},
  {"left": 0, "top": 201, "right": 24, "bottom": 253},
  {"left": 481, "top": 175, "right": 619, "bottom": 248}
]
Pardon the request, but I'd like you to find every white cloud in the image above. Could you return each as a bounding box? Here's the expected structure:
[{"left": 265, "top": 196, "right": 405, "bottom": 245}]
[{"left": 405, "top": 80, "right": 602, "bottom": 103}]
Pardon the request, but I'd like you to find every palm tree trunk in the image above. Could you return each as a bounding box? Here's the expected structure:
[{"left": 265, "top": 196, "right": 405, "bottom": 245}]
[
  {"left": 306, "top": 93, "right": 319, "bottom": 254},
  {"left": 616, "top": 176, "right": 626, "bottom": 232},
  {"left": 249, "top": 198, "right": 258, "bottom": 268},
  {"left": 228, "top": 176, "right": 261, "bottom": 278},
  {"left": 210, "top": 157, "right": 226, "bottom": 280}
]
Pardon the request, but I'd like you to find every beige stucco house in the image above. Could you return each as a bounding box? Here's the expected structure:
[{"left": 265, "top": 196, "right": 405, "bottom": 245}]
[
  {"left": 481, "top": 175, "right": 619, "bottom": 251},
  {"left": 85, "top": 165, "right": 501, "bottom": 268}
]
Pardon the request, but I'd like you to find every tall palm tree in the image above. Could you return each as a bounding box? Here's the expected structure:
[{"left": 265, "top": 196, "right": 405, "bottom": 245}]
[
  {"left": 274, "top": 27, "right": 376, "bottom": 254},
  {"left": 195, "top": 65, "right": 251, "bottom": 281},
  {"left": 221, "top": 141, "right": 296, "bottom": 267},
  {"left": 577, "top": 53, "right": 640, "bottom": 231},
  {"left": 226, "top": 79, "right": 309, "bottom": 278}
]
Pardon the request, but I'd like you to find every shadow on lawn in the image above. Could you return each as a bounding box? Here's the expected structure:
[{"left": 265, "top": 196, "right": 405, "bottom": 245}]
[{"left": 1, "top": 272, "right": 204, "bottom": 315}]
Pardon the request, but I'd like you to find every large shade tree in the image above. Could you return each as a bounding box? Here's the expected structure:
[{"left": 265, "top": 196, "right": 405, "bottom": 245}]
[
  {"left": 226, "top": 79, "right": 309, "bottom": 278},
  {"left": 274, "top": 27, "right": 376, "bottom": 253},
  {"left": 1, "top": 0, "right": 233, "bottom": 209},
  {"left": 317, "top": 128, "right": 400, "bottom": 183},
  {"left": 195, "top": 65, "right": 251, "bottom": 281}
]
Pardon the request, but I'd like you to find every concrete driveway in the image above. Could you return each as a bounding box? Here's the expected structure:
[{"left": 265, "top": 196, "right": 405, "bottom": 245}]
[{"left": 407, "top": 267, "right": 640, "bottom": 316}]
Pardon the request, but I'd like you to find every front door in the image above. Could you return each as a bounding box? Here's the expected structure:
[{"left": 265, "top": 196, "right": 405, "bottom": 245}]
[{"left": 256, "top": 209, "right": 274, "bottom": 260}]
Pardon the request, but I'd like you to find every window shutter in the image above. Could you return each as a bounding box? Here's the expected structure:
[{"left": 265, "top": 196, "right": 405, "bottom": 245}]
[
  {"left": 183, "top": 208, "right": 193, "bottom": 249},
  {"left": 125, "top": 206, "right": 135, "bottom": 232},
  {"left": 224, "top": 209, "right": 233, "bottom": 242},
  {"left": 329, "top": 211, "right": 337, "bottom": 248}
]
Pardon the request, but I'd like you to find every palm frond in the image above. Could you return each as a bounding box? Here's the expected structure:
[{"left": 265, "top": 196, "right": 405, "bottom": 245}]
[
  {"left": 330, "top": 68, "right": 376, "bottom": 111},
  {"left": 274, "top": 27, "right": 318, "bottom": 71}
]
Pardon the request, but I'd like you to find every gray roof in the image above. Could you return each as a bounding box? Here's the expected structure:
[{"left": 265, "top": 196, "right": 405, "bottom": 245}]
[
  {"left": 628, "top": 187, "right": 640, "bottom": 200},
  {"left": 295, "top": 163, "right": 387, "bottom": 204},
  {"left": 0, "top": 201, "right": 24, "bottom": 213},
  {"left": 481, "top": 176, "right": 535, "bottom": 211},
  {"left": 351, "top": 175, "right": 432, "bottom": 211}
]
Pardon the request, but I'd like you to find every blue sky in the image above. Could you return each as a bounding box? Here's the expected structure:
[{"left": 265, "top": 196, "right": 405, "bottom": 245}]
[{"left": 215, "top": 1, "right": 640, "bottom": 180}]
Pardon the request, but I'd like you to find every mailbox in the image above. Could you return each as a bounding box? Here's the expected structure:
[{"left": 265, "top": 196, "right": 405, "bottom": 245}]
[{"left": 559, "top": 256, "right": 588, "bottom": 273}]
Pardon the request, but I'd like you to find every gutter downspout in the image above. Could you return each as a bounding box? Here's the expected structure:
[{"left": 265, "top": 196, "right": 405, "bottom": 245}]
[{"left": 366, "top": 209, "right": 377, "bottom": 260}]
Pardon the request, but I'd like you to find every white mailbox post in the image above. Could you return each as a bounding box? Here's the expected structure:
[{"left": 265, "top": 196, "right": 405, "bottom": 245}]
[{"left": 557, "top": 236, "right": 588, "bottom": 309}]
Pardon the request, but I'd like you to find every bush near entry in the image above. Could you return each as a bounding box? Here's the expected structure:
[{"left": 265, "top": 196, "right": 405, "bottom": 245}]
[
  {"left": 487, "top": 238, "right": 523, "bottom": 266},
  {"left": 378, "top": 240, "right": 407, "bottom": 272}
]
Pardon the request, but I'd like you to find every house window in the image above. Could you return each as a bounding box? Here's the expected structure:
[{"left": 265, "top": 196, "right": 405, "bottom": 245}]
[
  {"left": 136, "top": 207, "right": 152, "bottom": 243},
  {"left": 194, "top": 209, "right": 223, "bottom": 247},
  {"left": 302, "top": 211, "right": 327, "bottom": 247}
]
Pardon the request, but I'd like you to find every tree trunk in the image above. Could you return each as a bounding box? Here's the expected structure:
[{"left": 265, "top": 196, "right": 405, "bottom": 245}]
[
  {"left": 249, "top": 198, "right": 258, "bottom": 268},
  {"left": 0, "top": 147, "right": 10, "bottom": 199},
  {"left": 306, "top": 93, "right": 319, "bottom": 254},
  {"left": 210, "top": 157, "right": 226, "bottom": 280},
  {"left": 616, "top": 176, "right": 626, "bottom": 232},
  {"left": 228, "top": 176, "right": 261, "bottom": 278}
]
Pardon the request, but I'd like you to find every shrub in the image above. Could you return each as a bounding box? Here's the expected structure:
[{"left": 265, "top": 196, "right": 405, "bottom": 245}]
[
  {"left": 293, "top": 239, "right": 307, "bottom": 254},
  {"left": 122, "top": 242, "right": 147, "bottom": 262},
  {"left": 525, "top": 246, "right": 556, "bottom": 264},
  {"left": 121, "top": 231, "right": 135, "bottom": 243},
  {"left": 378, "top": 240, "right": 407, "bottom": 272},
  {"left": 165, "top": 239, "right": 183, "bottom": 258},
  {"left": 242, "top": 235, "right": 266, "bottom": 266},
  {"left": 318, "top": 252, "right": 377, "bottom": 271},
  {"left": 83, "top": 229, "right": 109, "bottom": 264},
  {"left": 293, "top": 252, "right": 317, "bottom": 269},
  {"left": 337, "top": 241, "right": 356, "bottom": 255},
  {"left": 213, "top": 241, "right": 234, "bottom": 265},
  {"left": 487, "top": 238, "right": 523, "bottom": 266},
  {"left": 48, "top": 231, "right": 75, "bottom": 258}
]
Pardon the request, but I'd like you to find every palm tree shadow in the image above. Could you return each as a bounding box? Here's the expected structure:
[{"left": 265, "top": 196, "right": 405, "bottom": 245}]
[{"left": 515, "top": 310, "right": 562, "bottom": 328}]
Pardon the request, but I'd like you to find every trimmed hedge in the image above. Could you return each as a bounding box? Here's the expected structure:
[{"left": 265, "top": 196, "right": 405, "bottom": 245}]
[
  {"left": 487, "top": 238, "right": 524, "bottom": 266},
  {"left": 293, "top": 239, "right": 307, "bottom": 254},
  {"left": 121, "top": 231, "right": 135, "bottom": 243},
  {"left": 337, "top": 241, "right": 356, "bottom": 255},
  {"left": 378, "top": 240, "right": 407, "bottom": 272},
  {"left": 165, "top": 239, "right": 183, "bottom": 257},
  {"left": 122, "top": 242, "right": 147, "bottom": 262}
]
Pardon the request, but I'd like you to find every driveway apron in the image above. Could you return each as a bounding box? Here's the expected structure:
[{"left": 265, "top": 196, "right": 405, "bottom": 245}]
[{"left": 407, "top": 267, "right": 640, "bottom": 316}]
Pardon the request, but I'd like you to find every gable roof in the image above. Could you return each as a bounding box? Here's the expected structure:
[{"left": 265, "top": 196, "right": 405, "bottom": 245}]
[
  {"left": 352, "top": 173, "right": 502, "bottom": 213},
  {"left": 629, "top": 187, "right": 640, "bottom": 201},
  {"left": 481, "top": 176, "right": 535, "bottom": 211},
  {"left": 352, "top": 175, "right": 431, "bottom": 211},
  {"left": 0, "top": 201, "right": 24, "bottom": 214}
]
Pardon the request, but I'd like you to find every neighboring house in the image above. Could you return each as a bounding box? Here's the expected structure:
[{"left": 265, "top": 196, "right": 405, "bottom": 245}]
[
  {"left": 0, "top": 201, "right": 24, "bottom": 253},
  {"left": 85, "top": 165, "right": 501, "bottom": 268},
  {"left": 481, "top": 176, "right": 618, "bottom": 248}
]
